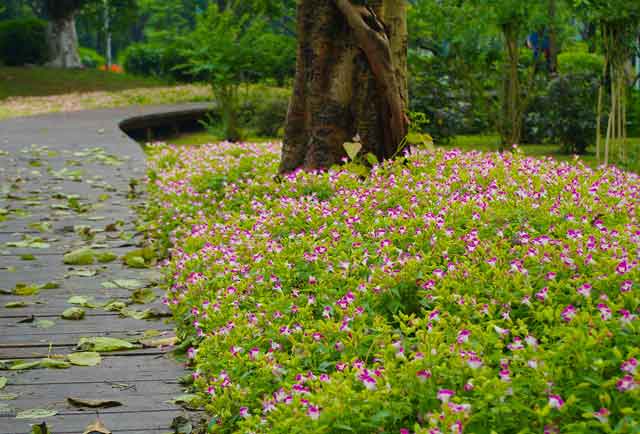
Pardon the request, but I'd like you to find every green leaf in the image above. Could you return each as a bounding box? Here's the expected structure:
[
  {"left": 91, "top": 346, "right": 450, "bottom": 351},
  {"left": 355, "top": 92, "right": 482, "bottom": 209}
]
[
  {"left": 120, "top": 308, "right": 156, "bottom": 320},
  {"left": 343, "top": 141, "right": 362, "bottom": 161},
  {"left": 63, "top": 248, "right": 95, "bottom": 265},
  {"left": 67, "top": 352, "right": 102, "bottom": 367},
  {"left": 13, "top": 283, "right": 39, "bottom": 296},
  {"left": 168, "top": 394, "right": 202, "bottom": 410},
  {"left": 0, "top": 393, "right": 18, "bottom": 400},
  {"left": 76, "top": 337, "right": 137, "bottom": 352},
  {"left": 112, "top": 279, "right": 146, "bottom": 290},
  {"left": 96, "top": 252, "right": 118, "bottom": 263},
  {"left": 67, "top": 296, "right": 96, "bottom": 308},
  {"left": 103, "top": 300, "right": 127, "bottom": 312},
  {"left": 131, "top": 288, "right": 157, "bottom": 304},
  {"left": 124, "top": 255, "right": 146, "bottom": 268},
  {"left": 15, "top": 408, "right": 58, "bottom": 419},
  {"left": 365, "top": 153, "right": 379, "bottom": 166},
  {"left": 38, "top": 358, "right": 70, "bottom": 369},
  {"left": 9, "top": 361, "right": 41, "bottom": 371},
  {"left": 62, "top": 307, "right": 85, "bottom": 320},
  {"left": 0, "top": 377, "right": 6, "bottom": 390},
  {"left": 30, "top": 422, "right": 51, "bottom": 434},
  {"left": 65, "top": 269, "right": 97, "bottom": 278},
  {"left": 34, "top": 320, "right": 56, "bottom": 329},
  {"left": 171, "top": 415, "right": 193, "bottom": 434},
  {"left": 4, "top": 301, "right": 30, "bottom": 308}
]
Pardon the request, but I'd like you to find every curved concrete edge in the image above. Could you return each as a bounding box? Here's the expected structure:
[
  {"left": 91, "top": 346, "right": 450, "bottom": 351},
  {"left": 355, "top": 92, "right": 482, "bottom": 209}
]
[{"left": 119, "top": 105, "right": 214, "bottom": 143}]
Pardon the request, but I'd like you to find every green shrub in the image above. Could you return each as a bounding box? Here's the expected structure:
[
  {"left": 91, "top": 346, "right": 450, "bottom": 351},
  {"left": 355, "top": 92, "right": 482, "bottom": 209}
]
[
  {"left": 121, "top": 43, "right": 165, "bottom": 77},
  {"left": 546, "top": 73, "right": 599, "bottom": 154},
  {"left": 524, "top": 72, "right": 599, "bottom": 154},
  {"left": 0, "top": 18, "right": 48, "bottom": 66},
  {"left": 558, "top": 51, "right": 605, "bottom": 76},
  {"left": 629, "top": 90, "right": 640, "bottom": 138},
  {"left": 78, "top": 47, "right": 104, "bottom": 69},
  {"left": 240, "top": 85, "right": 290, "bottom": 137},
  {"left": 122, "top": 41, "right": 200, "bottom": 82}
]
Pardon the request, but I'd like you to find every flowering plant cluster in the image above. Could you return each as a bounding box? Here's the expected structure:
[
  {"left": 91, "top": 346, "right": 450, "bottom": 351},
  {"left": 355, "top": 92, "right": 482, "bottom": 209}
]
[{"left": 146, "top": 142, "right": 639, "bottom": 433}]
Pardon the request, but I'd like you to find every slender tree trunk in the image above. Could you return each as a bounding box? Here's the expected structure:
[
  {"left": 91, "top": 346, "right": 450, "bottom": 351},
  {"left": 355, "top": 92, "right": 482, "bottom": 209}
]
[
  {"left": 500, "top": 23, "right": 522, "bottom": 147},
  {"left": 46, "top": 11, "right": 82, "bottom": 68},
  {"left": 280, "top": 0, "right": 409, "bottom": 173},
  {"left": 104, "top": 0, "right": 112, "bottom": 68},
  {"left": 548, "top": 0, "right": 558, "bottom": 74}
]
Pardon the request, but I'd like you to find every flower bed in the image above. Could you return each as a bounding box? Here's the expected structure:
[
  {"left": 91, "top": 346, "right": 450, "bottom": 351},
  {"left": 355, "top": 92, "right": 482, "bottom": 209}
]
[{"left": 147, "top": 142, "right": 639, "bottom": 433}]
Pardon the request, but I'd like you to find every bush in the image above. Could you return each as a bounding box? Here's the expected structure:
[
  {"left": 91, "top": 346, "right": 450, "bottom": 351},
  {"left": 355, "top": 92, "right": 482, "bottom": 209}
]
[
  {"left": 523, "top": 73, "right": 599, "bottom": 154},
  {"left": 409, "top": 52, "right": 489, "bottom": 143},
  {"left": 629, "top": 90, "right": 640, "bottom": 138},
  {"left": 240, "top": 85, "right": 290, "bottom": 137},
  {"left": 121, "top": 42, "right": 195, "bottom": 82},
  {"left": 0, "top": 18, "right": 48, "bottom": 66},
  {"left": 558, "top": 51, "right": 605, "bottom": 76},
  {"left": 148, "top": 142, "right": 640, "bottom": 433},
  {"left": 546, "top": 73, "right": 599, "bottom": 154},
  {"left": 78, "top": 47, "right": 104, "bottom": 69},
  {"left": 121, "top": 43, "right": 165, "bottom": 78}
]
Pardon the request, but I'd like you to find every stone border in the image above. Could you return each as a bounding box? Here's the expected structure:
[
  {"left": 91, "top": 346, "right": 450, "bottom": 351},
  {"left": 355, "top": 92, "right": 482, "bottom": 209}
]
[{"left": 119, "top": 105, "right": 214, "bottom": 142}]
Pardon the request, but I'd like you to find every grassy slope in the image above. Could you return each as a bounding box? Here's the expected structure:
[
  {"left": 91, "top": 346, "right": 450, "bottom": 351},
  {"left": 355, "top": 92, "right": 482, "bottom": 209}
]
[{"left": 0, "top": 67, "right": 166, "bottom": 100}]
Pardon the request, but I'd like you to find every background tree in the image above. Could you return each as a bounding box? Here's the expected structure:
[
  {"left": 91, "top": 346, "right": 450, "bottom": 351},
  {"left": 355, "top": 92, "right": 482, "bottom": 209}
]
[
  {"left": 280, "top": 0, "right": 409, "bottom": 173},
  {"left": 43, "top": 0, "right": 91, "bottom": 67},
  {"left": 573, "top": 0, "right": 640, "bottom": 165}
]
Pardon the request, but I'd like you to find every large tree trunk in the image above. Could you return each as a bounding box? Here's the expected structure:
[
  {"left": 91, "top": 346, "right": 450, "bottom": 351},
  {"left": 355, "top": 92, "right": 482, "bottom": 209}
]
[
  {"left": 46, "top": 12, "right": 82, "bottom": 68},
  {"left": 45, "top": 0, "right": 85, "bottom": 68},
  {"left": 279, "top": 0, "right": 409, "bottom": 173}
]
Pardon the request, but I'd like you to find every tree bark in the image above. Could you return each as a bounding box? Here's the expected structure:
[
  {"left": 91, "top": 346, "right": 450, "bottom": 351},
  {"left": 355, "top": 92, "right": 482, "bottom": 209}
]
[
  {"left": 500, "top": 23, "right": 522, "bottom": 147},
  {"left": 45, "top": 0, "right": 85, "bottom": 68},
  {"left": 279, "top": 0, "right": 409, "bottom": 173},
  {"left": 548, "top": 0, "right": 558, "bottom": 74}
]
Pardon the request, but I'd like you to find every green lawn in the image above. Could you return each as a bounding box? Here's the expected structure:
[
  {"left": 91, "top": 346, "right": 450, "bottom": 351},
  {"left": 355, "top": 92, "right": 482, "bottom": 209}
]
[{"left": 0, "top": 67, "right": 166, "bottom": 100}]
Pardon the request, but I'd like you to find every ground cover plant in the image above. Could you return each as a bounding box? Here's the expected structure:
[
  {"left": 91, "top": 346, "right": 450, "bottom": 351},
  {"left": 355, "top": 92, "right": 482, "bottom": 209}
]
[{"left": 147, "top": 141, "right": 640, "bottom": 433}]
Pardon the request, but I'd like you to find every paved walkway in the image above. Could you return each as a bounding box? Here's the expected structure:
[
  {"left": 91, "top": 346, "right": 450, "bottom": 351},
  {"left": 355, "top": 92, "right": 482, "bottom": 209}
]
[{"left": 0, "top": 105, "right": 208, "bottom": 433}]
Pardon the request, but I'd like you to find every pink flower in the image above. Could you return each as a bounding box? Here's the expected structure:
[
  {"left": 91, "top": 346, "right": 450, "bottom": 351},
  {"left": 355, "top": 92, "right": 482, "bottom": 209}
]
[
  {"left": 621, "top": 358, "right": 638, "bottom": 374},
  {"left": 548, "top": 394, "right": 564, "bottom": 409},
  {"left": 597, "top": 303, "right": 612, "bottom": 321},
  {"left": 437, "top": 389, "right": 455, "bottom": 403},
  {"left": 467, "top": 356, "right": 483, "bottom": 369},
  {"left": 577, "top": 283, "right": 592, "bottom": 297},
  {"left": 616, "top": 260, "right": 630, "bottom": 275},
  {"left": 457, "top": 329, "right": 471, "bottom": 344},
  {"left": 239, "top": 407, "right": 250, "bottom": 418},
  {"left": 616, "top": 375, "right": 637, "bottom": 392},
  {"left": 620, "top": 280, "right": 633, "bottom": 293},
  {"left": 561, "top": 305, "right": 577, "bottom": 322},
  {"left": 307, "top": 404, "right": 320, "bottom": 420},
  {"left": 417, "top": 369, "right": 432, "bottom": 382},
  {"left": 594, "top": 408, "right": 609, "bottom": 423}
]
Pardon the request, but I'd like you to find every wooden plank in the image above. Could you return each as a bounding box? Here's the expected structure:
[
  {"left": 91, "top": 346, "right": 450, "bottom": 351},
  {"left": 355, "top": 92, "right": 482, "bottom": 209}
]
[
  {"left": 0, "top": 347, "right": 173, "bottom": 360},
  {"left": 0, "top": 410, "right": 188, "bottom": 434},
  {"left": 1, "top": 354, "right": 186, "bottom": 385},
  {"left": 0, "top": 327, "right": 174, "bottom": 347},
  {"left": 2, "top": 380, "right": 182, "bottom": 399},
  {"left": 0, "top": 301, "right": 169, "bottom": 319},
  {"left": 1, "top": 317, "right": 173, "bottom": 337}
]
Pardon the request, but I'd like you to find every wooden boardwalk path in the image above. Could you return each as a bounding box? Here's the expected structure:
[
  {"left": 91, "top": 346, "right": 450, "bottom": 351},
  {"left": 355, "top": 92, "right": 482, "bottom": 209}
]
[{"left": 0, "top": 106, "right": 208, "bottom": 434}]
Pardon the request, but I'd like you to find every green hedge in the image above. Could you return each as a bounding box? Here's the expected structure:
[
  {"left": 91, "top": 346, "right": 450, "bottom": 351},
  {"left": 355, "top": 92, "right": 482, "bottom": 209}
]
[
  {"left": 558, "top": 51, "right": 605, "bottom": 76},
  {"left": 78, "top": 47, "right": 105, "bottom": 69},
  {"left": 0, "top": 18, "right": 48, "bottom": 66}
]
